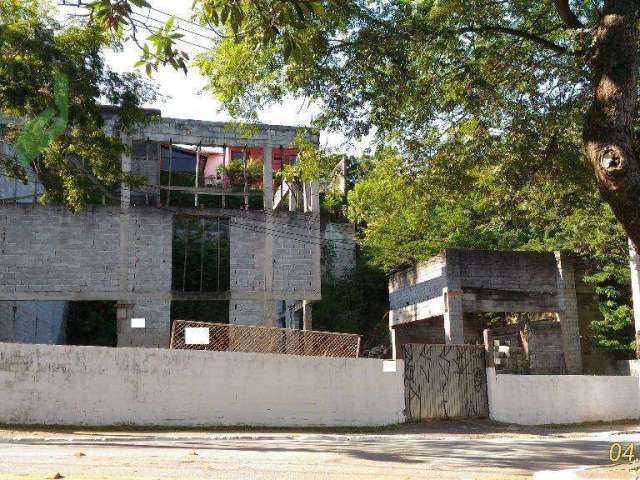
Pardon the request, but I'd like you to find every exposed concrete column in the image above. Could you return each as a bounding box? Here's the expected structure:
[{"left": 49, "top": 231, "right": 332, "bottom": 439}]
[
  {"left": 390, "top": 326, "right": 401, "bottom": 360},
  {"left": 117, "top": 136, "right": 132, "bottom": 346},
  {"left": 288, "top": 179, "right": 302, "bottom": 211},
  {"left": 302, "top": 181, "right": 311, "bottom": 212},
  {"left": 443, "top": 249, "right": 464, "bottom": 344},
  {"left": 262, "top": 139, "right": 273, "bottom": 210},
  {"left": 285, "top": 178, "right": 301, "bottom": 329},
  {"left": 302, "top": 300, "right": 313, "bottom": 330},
  {"left": 117, "top": 300, "right": 171, "bottom": 348},
  {"left": 305, "top": 181, "right": 321, "bottom": 332},
  {"left": 261, "top": 138, "right": 276, "bottom": 326},
  {"left": 443, "top": 288, "right": 464, "bottom": 344},
  {"left": 555, "top": 251, "right": 583, "bottom": 374},
  {"left": 120, "top": 135, "right": 131, "bottom": 209},
  {"left": 628, "top": 239, "right": 640, "bottom": 358},
  {"left": 310, "top": 180, "right": 320, "bottom": 213}
]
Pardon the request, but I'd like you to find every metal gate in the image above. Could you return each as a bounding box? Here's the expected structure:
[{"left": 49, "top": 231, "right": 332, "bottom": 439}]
[{"left": 403, "top": 344, "right": 489, "bottom": 420}]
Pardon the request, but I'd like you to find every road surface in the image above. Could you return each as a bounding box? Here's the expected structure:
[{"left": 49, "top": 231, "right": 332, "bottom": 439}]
[{"left": 0, "top": 420, "right": 638, "bottom": 479}]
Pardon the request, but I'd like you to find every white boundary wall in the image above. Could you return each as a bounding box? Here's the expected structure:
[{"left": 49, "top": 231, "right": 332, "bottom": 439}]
[
  {"left": 487, "top": 367, "right": 640, "bottom": 425},
  {"left": 0, "top": 343, "right": 404, "bottom": 427}
]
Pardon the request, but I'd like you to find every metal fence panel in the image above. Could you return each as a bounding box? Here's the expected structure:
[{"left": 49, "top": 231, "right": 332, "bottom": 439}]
[{"left": 170, "top": 320, "right": 361, "bottom": 358}]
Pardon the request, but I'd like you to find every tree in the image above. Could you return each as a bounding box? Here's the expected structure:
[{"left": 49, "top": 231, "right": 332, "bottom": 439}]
[
  {"left": 345, "top": 143, "right": 634, "bottom": 356},
  {"left": 0, "top": 0, "right": 156, "bottom": 208},
  {"left": 189, "top": 0, "right": 640, "bottom": 249}
]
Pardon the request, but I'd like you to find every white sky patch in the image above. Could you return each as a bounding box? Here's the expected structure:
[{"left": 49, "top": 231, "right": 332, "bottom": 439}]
[{"left": 57, "top": 0, "right": 370, "bottom": 156}]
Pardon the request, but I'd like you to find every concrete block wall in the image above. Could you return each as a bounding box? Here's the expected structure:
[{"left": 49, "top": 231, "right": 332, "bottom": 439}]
[
  {"left": 388, "top": 255, "right": 446, "bottom": 311},
  {"left": 114, "top": 116, "right": 319, "bottom": 148},
  {"left": 130, "top": 140, "right": 160, "bottom": 205},
  {"left": 458, "top": 249, "right": 558, "bottom": 293},
  {"left": 229, "top": 300, "right": 266, "bottom": 326},
  {"left": 0, "top": 204, "right": 321, "bottom": 342},
  {"left": 0, "top": 342, "right": 405, "bottom": 427},
  {"left": 0, "top": 168, "right": 43, "bottom": 203},
  {"left": 388, "top": 249, "right": 585, "bottom": 372},
  {"left": 0, "top": 205, "right": 117, "bottom": 295},
  {"left": 528, "top": 320, "right": 564, "bottom": 374},
  {"left": 0, "top": 205, "right": 172, "bottom": 298},
  {"left": 117, "top": 299, "right": 171, "bottom": 348},
  {"left": 555, "top": 252, "right": 582, "bottom": 374},
  {"left": 0, "top": 205, "right": 173, "bottom": 346},
  {"left": 229, "top": 210, "right": 320, "bottom": 299},
  {"left": 321, "top": 222, "right": 356, "bottom": 280}
]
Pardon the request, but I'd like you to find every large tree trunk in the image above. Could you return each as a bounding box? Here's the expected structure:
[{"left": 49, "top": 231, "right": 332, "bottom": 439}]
[{"left": 583, "top": 0, "right": 639, "bottom": 248}]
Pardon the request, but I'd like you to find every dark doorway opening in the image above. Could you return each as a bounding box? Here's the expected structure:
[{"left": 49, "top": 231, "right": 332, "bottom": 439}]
[
  {"left": 65, "top": 301, "right": 117, "bottom": 347},
  {"left": 171, "top": 300, "right": 229, "bottom": 324}
]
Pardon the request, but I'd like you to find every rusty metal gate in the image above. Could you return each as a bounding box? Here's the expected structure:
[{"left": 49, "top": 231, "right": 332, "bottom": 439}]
[{"left": 403, "top": 344, "right": 489, "bottom": 420}]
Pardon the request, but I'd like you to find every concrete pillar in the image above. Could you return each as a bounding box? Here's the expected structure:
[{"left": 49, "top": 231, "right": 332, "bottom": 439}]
[
  {"left": 288, "top": 179, "right": 302, "bottom": 212},
  {"left": 261, "top": 139, "right": 276, "bottom": 326},
  {"left": 443, "top": 288, "right": 464, "bottom": 344},
  {"left": 390, "top": 326, "right": 400, "bottom": 360},
  {"left": 262, "top": 140, "right": 273, "bottom": 210},
  {"left": 303, "top": 181, "right": 311, "bottom": 212},
  {"left": 117, "top": 299, "right": 171, "bottom": 348},
  {"left": 302, "top": 300, "right": 313, "bottom": 330},
  {"left": 120, "top": 135, "right": 131, "bottom": 209},
  {"left": 555, "top": 251, "right": 583, "bottom": 374},
  {"left": 229, "top": 300, "right": 264, "bottom": 326},
  {"left": 443, "top": 249, "right": 464, "bottom": 344},
  {"left": 310, "top": 180, "right": 320, "bottom": 213},
  {"left": 629, "top": 240, "right": 640, "bottom": 358}
]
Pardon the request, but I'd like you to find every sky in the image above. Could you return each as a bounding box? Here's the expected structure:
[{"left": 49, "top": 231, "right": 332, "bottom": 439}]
[{"left": 57, "top": 0, "right": 364, "bottom": 154}]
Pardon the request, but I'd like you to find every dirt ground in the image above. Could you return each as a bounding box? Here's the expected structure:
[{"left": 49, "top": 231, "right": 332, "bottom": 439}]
[{"left": 0, "top": 420, "right": 639, "bottom": 480}]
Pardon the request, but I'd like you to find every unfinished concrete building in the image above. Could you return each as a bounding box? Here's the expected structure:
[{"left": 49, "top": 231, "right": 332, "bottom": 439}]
[
  {"left": 0, "top": 111, "right": 355, "bottom": 348},
  {"left": 388, "top": 249, "right": 614, "bottom": 375}
]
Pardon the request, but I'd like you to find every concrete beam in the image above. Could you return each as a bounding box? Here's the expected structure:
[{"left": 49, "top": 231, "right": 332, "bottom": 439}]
[
  {"left": 443, "top": 249, "right": 465, "bottom": 344},
  {"left": 555, "top": 251, "right": 583, "bottom": 374}
]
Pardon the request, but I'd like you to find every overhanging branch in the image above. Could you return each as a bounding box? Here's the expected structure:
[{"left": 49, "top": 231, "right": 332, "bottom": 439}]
[
  {"left": 456, "top": 25, "right": 570, "bottom": 55},
  {"left": 553, "top": 0, "right": 585, "bottom": 29}
]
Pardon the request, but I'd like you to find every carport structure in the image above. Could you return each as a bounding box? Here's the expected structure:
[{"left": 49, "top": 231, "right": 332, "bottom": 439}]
[{"left": 388, "top": 249, "right": 584, "bottom": 374}]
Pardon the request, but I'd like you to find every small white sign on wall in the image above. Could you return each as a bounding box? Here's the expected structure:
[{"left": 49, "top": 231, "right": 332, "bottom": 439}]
[
  {"left": 383, "top": 360, "right": 397, "bottom": 373},
  {"left": 131, "top": 318, "right": 146, "bottom": 329},
  {"left": 185, "top": 327, "right": 210, "bottom": 345}
]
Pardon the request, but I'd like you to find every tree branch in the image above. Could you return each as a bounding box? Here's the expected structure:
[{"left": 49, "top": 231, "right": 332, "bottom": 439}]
[
  {"left": 553, "top": 0, "right": 585, "bottom": 29},
  {"left": 456, "top": 25, "right": 570, "bottom": 55}
]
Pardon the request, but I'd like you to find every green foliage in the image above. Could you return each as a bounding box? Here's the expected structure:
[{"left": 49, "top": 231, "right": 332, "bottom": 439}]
[
  {"left": 221, "top": 158, "right": 263, "bottom": 189},
  {"left": 0, "top": 0, "right": 157, "bottom": 208},
  {"left": 90, "top": 0, "right": 189, "bottom": 74},
  {"left": 15, "top": 70, "right": 69, "bottom": 167},
  {"left": 314, "top": 258, "right": 390, "bottom": 350},
  {"left": 345, "top": 144, "right": 634, "bottom": 356}
]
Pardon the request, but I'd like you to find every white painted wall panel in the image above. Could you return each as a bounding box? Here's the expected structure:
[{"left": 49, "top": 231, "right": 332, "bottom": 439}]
[
  {"left": 487, "top": 368, "right": 640, "bottom": 425},
  {"left": 0, "top": 342, "right": 404, "bottom": 427}
]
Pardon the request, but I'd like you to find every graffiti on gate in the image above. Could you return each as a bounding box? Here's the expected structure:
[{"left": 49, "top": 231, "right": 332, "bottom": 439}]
[{"left": 404, "top": 344, "right": 488, "bottom": 420}]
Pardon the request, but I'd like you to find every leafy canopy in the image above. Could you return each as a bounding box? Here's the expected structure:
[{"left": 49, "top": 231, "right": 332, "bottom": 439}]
[{"left": 0, "top": 0, "right": 157, "bottom": 208}]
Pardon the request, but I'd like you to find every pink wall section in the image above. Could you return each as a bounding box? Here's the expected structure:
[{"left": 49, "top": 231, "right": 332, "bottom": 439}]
[{"left": 202, "top": 147, "right": 300, "bottom": 181}]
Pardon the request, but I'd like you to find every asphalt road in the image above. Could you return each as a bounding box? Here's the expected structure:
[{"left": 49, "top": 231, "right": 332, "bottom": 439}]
[{"left": 0, "top": 421, "right": 638, "bottom": 479}]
